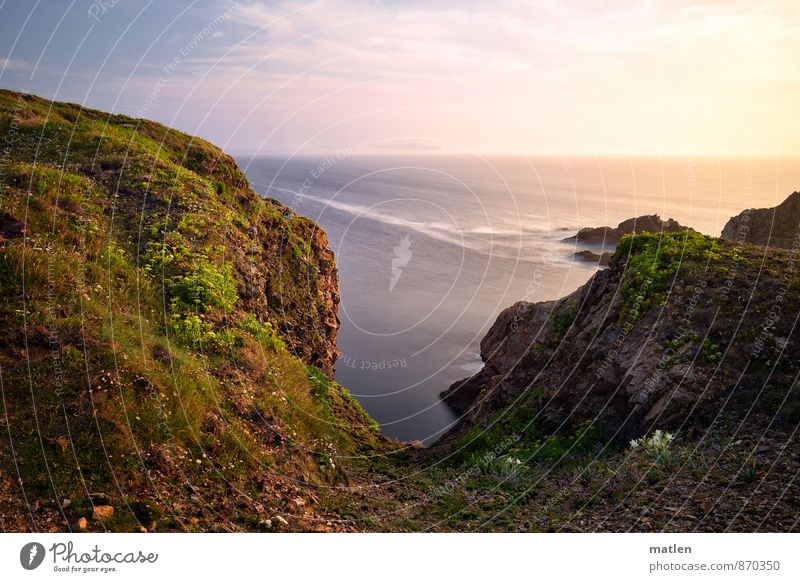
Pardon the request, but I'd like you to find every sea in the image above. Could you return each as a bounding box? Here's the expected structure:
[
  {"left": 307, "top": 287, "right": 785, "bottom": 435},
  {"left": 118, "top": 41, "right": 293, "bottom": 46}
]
[{"left": 239, "top": 154, "right": 800, "bottom": 442}]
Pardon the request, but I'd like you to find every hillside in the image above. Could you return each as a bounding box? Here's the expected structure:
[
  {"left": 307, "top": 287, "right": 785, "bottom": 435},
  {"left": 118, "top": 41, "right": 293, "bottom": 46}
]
[
  {"left": 418, "top": 229, "right": 800, "bottom": 531},
  {"left": 0, "top": 89, "right": 387, "bottom": 532}
]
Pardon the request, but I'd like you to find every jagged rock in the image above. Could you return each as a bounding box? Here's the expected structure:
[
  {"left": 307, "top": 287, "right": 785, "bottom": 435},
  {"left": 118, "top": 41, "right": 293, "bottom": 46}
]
[
  {"left": 565, "top": 215, "right": 693, "bottom": 245},
  {"left": 442, "top": 228, "right": 800, "bottom": 444},
  {"left": 721, "top": 191, "right": 800, "bottom": 249}
]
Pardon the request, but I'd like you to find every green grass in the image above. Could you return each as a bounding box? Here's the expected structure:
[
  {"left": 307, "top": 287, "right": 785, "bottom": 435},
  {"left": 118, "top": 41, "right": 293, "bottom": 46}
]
[
  {"left": 0, "top": 88, "right": 386, "bottom": 522},
  {"left": 612, "top": 231, "right": 733, "bottom": 322}
]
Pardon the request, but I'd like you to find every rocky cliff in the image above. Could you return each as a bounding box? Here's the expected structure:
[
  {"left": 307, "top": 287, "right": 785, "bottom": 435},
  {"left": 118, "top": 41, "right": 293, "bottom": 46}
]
[
  {"left": 442, "top": 230, "right": 800, "bottom": 443},
  {"left": 721, "top": 191, "right": 800, "bottom": 250},
  {"left": 0, "top": 89, "right": 339, "bottom": 376},
  {"left": 0, "top": 90, "right": 382, "bottom": 532}
]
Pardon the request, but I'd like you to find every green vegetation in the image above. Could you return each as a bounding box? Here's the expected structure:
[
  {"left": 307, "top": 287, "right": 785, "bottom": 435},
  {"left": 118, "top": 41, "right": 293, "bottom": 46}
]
[
  {"left": 701, "top": 338, "right": 723, "bottom": 363},
  {"left": 239, "top": 313, "right": 286, "bottom": 352},
  {"left": 630, "top": 430, "right": 686, "bottom": 472},
  {"left": 307, "top": 364, "right": 331, "bottom": 403},
  {"left": 456, "top": 382, "right": 603, "bottom": 469},
  {"left": 552, "top": 302, "right": 578, "bottom": 335},
  {"left": 0, "top": 89, "right": 384, "bottom": 531},
  {"left": 612, "top": 231, "right": 725, "bottom": 322}
]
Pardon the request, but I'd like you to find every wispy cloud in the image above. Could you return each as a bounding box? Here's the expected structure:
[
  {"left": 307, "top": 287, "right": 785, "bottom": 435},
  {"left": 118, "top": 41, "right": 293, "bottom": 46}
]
[
  {"left": 3, "top": 0, "right": 798, "bottom": 154},
  {"left": 0, "top": 58, "right": 30, "bottom": 72}
]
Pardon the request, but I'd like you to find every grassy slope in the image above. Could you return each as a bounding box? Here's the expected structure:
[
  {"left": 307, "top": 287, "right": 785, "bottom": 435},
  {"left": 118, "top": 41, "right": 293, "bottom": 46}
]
[{"left": 0, "top": 89, "right": 386, "bottom": 532}]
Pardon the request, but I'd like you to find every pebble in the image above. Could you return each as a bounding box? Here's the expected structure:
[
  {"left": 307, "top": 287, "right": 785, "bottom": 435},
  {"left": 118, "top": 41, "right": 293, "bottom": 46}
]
[{"left": 91, "top": 505, "right": 115, "bottom": 522}]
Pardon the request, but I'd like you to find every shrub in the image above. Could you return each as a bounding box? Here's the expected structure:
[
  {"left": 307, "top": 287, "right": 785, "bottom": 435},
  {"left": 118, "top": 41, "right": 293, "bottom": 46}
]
[
  {"left": 240, "top": 314, "right": 286, "bottom": 352},
  {"left": 168, "top": 259, "right": 237, "bottom": 314},
  {"left": 306, "top": 365, "right": 330, "bottom": 403}
]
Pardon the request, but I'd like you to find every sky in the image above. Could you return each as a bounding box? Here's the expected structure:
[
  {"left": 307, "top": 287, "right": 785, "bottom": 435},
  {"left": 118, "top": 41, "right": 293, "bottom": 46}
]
[{"left": 0, "top": 0, "right": 798, "bottom": 155}]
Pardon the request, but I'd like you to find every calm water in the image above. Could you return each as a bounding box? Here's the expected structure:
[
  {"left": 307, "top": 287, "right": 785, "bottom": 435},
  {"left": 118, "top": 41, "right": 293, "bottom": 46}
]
[{"left": 239, "top": 155, "right": 800, "bottom": 442}]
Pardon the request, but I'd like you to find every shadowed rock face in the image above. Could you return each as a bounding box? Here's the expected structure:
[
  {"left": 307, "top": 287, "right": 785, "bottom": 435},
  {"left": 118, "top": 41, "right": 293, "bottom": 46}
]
[
  {"left": 722, "top": 191, "right": 800, "bottom": 250},
  {"left": 564, "top": 214, "right": 693, "bottom": 246},
  {"left": 441, "top": 230, "right": 800, "bottom": 444}
]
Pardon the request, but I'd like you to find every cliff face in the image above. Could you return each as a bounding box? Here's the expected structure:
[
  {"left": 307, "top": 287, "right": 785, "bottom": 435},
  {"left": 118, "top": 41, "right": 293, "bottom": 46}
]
[
  {"left": 722, "top": 191, "right": 800, "bottom": 250},
  {"left": 231, "top": 198, "right": 341, "bottom": 376},
  {"left": 0, "top": 90, "right": 381, "bottom": 532},
  {"left": 442, "top": 230, "right": 800, "bottom": 443},
  {"left": 0, "top": 89, "right": 339, "bottom": 375}
]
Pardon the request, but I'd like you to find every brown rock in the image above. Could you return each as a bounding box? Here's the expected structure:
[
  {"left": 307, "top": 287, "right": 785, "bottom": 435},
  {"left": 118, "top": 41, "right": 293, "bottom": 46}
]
[
  {"left": 722, "top": 191, "right": 800, "bottom": 249},
  {"left": 91, "top": 505, "right": 114, "bottom": 522},
  {"left": 565, "top": 215, "right": 693, "bottom": 245}
]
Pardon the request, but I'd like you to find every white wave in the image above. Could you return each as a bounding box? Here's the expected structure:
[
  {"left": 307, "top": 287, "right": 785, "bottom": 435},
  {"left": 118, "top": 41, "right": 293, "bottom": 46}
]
[{"left": 270, "top": 188, "right": 553, "bottom": 260}]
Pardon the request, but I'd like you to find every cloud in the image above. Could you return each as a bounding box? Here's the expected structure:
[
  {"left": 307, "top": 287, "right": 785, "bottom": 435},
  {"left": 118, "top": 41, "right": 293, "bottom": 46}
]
[
  {"left": 60, "top": 0, "right": 800, "bottom": 154},
  {"left": 0, "top": 58, "right": 30, "bottom": 72}
]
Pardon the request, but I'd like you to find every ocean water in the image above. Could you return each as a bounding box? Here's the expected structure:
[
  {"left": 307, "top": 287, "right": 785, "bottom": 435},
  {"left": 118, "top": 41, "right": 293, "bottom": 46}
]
[{"left": 239, "top": 155, "right": 800, "bottom": 442}]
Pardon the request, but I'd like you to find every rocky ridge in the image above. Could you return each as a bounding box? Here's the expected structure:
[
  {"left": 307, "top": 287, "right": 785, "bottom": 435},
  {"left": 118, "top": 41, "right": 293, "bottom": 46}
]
[
  {"left": 442, "top": 228, "right": 800, "bottom": 444},
  {"left": 722, "top": 191, "right": 800, "bottom": 250}
]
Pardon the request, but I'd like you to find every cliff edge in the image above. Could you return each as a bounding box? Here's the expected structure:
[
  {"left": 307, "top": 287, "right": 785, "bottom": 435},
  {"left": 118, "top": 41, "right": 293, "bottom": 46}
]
[{"left": 442, "top": 230, "right": 800, "bottom": 442}]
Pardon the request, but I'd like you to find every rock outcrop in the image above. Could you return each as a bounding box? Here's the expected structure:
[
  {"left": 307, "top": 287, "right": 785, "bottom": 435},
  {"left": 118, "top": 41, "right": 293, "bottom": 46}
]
[
  {"left": 565, "top": 214, "right": 693, "bottom": 245},
  {"left": 442, "top": 231, "right": 800, "bottom": 443},
  {"left": 572, "top": 249, "right": 612, "bottom": 266},
  {"left": 721, "top": 191, "right": 800, "bottom": 250}
]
